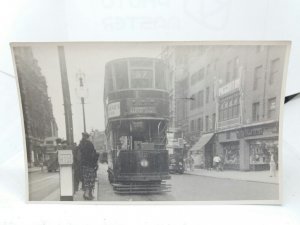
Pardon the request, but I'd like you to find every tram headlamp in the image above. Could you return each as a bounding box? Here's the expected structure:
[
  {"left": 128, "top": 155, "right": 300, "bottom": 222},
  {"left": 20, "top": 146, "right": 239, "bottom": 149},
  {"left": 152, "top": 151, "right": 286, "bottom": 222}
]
[{"left": 140, "top": 159, "right": 149, "bottom": 167}]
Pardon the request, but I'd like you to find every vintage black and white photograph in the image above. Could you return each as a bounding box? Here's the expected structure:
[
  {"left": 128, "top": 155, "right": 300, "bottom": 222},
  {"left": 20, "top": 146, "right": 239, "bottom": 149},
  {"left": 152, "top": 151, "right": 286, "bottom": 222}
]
[{"left": 11, "top": 42, "right": 289, "bottom": 203}]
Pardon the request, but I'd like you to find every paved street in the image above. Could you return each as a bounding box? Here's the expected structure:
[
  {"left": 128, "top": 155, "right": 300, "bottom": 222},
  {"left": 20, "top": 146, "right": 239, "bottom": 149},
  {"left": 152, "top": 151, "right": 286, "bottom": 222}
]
[
  {"left": 29, "top": 164, "right": 279, "bottom": 201},
  {"left": 29, "top": 170, "right": 60, "bottom": 201},
  {"left": 97, "top": 164, "right": 279, "bottom": 201}
]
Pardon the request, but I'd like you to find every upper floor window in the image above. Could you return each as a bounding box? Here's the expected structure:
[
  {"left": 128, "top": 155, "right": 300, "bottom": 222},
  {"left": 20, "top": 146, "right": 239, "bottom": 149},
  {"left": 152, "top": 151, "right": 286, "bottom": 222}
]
[
  {"left": 270, "top": 58, "right": 279, "bottom": 85},
  {"left": 226, "top": 61, "right": 232, "bottom": 83},
  {"left": 190, "top": 94, "right": 196, "bottom": 110},
  {"left": 197, "top": 90, "right": 204, "bottom": 108},
  {"left": 252, "top": 102, "right": 260, "bottom": 122},
  {"left": 206, "top": 87, "right": 210, "bottom": 103},
  {"left": 253, "top": 65, "right": 263, "bottom": 90},
  {"left": 268, "top": 97, "right": 276, "bottom": 119}
]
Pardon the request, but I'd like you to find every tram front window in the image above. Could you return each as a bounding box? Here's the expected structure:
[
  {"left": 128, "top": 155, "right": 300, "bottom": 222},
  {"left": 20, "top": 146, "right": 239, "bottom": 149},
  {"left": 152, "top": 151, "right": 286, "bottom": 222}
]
[{"left": 131, "top": 69, "right": 153, "bottom": 88}]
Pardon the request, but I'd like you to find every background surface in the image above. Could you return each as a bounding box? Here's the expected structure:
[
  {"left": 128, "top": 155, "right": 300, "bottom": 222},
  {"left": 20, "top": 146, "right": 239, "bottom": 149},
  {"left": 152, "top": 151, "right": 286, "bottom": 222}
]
[{"left": 1, "top": 0, "right": 300, "bottom": 224}]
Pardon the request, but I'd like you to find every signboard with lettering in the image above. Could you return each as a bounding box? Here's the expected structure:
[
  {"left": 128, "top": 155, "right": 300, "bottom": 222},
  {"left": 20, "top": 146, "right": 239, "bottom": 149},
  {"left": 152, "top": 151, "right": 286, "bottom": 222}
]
[
  {"left": 107, "top": 102, "right": 120, "bottom": 118},
  {"left": 218, "top": 79, "right": 240, "bottom": 96},
  {"left": 130, "top": 106, "right": 156, "bottom": 114},
  {"left": 58, "top": 150, "right": 73, "bottom": 165}
]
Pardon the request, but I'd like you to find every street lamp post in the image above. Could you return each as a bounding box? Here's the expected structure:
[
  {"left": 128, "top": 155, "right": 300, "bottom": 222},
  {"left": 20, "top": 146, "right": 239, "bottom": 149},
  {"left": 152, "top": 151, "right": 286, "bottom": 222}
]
[{"left": 76, "top": 70, "right": 88, "bottom": 133}]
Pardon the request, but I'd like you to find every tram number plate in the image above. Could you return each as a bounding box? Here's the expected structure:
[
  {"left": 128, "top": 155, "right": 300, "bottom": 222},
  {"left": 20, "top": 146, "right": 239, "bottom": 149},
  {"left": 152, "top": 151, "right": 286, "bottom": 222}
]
[{"left": 130, "top": 106, "right": 156, "bottom": 114}]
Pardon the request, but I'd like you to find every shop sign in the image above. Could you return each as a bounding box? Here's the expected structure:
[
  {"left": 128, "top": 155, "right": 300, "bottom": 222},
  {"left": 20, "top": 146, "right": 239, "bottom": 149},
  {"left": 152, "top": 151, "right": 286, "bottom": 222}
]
[
  {"left": 107, "top": 102, "right": 120, "bottom": 118},
  {"left": 237, "top": 127, "right": 264, "bottom": 138},
  {"left": 218, "top": 79, "right": 240, "bottom": 96}
]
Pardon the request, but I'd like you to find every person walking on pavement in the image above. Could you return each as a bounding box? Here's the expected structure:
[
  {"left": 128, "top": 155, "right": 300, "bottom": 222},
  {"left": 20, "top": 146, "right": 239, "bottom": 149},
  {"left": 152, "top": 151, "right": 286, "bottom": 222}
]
[
  {"left": 269, "top": 151, "right": 276, "bottom": 177},
  {"left": 78, "top": 132, "right": 99, "bottom": 200},
  {"left": 213, "top": 155, "right": 221, "bottom": 171}
]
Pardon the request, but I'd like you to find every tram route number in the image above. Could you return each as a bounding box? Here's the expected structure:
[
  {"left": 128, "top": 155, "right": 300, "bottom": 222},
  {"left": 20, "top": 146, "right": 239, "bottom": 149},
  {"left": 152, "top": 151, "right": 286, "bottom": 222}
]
[{"left": 130, "top": 106, "right": 156, "bottom": 114}]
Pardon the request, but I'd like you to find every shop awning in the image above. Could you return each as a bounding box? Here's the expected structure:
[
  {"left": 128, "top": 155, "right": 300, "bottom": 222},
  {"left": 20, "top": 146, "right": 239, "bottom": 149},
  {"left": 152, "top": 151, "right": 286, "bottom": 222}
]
[{"left": 190, "top": 133, "right": 214, "bottom": 152}]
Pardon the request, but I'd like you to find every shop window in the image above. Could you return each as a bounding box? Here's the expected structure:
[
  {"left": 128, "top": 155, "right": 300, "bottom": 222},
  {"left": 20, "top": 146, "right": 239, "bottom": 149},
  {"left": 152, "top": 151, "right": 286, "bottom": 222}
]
[
  {"left": 253, "top": 65, "right": 263, "bottom": 90},
  {"left": 270, "top": 58, "right": 279, "bottom": 85},
  {"left": 252, "top": 102, "right": 260, "bottom": 122},
  {"left": 249, "top": 140, "right": 276, "bottom": 165},
  {"left": 224, "top": 143, "right": 240, "bottom": 165},
  {"left": 268, "top": 97, "right": 276, "bottom": 119}
]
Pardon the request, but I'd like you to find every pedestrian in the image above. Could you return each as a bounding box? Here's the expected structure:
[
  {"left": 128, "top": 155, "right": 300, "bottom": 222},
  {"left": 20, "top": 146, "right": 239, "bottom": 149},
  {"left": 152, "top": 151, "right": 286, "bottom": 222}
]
[
  {"left": 269, "top": 151, "right": 276, "bottom": 177},
  {"left": 189, "top": 154, "right": 194, "bottom": 171},
  {"left": 78, "top": 132, "right": 99, "bottom": 200},
  {"left": 73, "top": 143, "right": 81, "bottom": 192},
  {"left": 213, "top": 155, "right": 221, "bottom": 171}
]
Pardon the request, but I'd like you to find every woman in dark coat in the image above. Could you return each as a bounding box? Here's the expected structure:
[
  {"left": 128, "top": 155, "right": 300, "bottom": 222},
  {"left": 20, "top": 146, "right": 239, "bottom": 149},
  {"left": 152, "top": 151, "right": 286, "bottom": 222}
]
[{"left": 78, "top": 132, "right": 99, "bottom": 200}]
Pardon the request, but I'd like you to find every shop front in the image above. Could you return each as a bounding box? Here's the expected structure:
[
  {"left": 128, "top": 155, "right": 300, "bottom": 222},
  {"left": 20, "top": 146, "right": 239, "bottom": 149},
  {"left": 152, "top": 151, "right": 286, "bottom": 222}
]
[
  {"left": 216, "top": 121, "right": 279, "bottom": 171},
  {"left": 237, "top": 121, "right": 279, "bottom": 171},
  {"left": 189, "top": 133, "right": 214, "bottom": 169}
]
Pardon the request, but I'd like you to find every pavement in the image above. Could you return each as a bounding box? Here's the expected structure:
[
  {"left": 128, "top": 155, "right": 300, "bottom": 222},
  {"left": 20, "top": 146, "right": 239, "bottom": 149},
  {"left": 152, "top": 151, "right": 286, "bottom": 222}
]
[
  {"left": 28, "top": 166, "right": 45, "bottom": 173},
  {"left": 184, "top": 168, "right": 279, "bottom": 184}
]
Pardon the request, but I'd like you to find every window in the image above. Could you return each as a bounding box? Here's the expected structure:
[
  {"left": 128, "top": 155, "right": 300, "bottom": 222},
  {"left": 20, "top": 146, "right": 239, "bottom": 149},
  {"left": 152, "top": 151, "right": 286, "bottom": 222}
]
[
  {"left": 131, "top": 69, "right": 153, "bottom": 88},
  {"left": 226, "top": 61, "right": 232, "bottom": 83},
  {"left": 218, "top": 92, "right": 240, "bottom": 122},
  {"left": 190, "top": 120, "right": 195, "bottom": 132},
  {"left": 206, "top": 64, "right": 211, "bottom": 77},
  {"left": 191, "top": 68, "right": 205, "bottom": 86},
  {"left": 212, "top": 113, "right": 216, "bottom": 131},
  {"left": 270, "top": 58, "right": 279, "bottom": 85},
  {"left": 205, "top": 115, "right": 209, "bottom": 132},
  {"left": 114, "top": 61, "right": 129, "bottom": 89},
  {"left": 268, "top": 98, "right": 276, "bottom": 119},
  {"left": 198, "top": 118, "right": 203, "bottom": 131},
  {"left": 197, "top": 90, "right": 204, "bottom": 108},
  {"left": 206, "top": 87, "right": 210, "bottom": 103},
  {"left": 190, "top": 94, "right": 196, "bottom": 110},
  {"left": 253, "top": 66, "right": 263, "bottom": 90},
  {"left": 233, "top": 57, "right": 239, "bottom": 79},
  {"left": 155, "top": 61, "right": 166, "bottom": 89},
  {"left": 252, "top": 102, "right": 260, "bottom": 122}
]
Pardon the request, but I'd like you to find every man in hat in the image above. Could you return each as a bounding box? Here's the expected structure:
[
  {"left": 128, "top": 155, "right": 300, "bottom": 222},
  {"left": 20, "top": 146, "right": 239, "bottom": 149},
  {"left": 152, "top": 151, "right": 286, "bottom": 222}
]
[{"left": 78, "top": 132, "right": 99, "bottom": 200}]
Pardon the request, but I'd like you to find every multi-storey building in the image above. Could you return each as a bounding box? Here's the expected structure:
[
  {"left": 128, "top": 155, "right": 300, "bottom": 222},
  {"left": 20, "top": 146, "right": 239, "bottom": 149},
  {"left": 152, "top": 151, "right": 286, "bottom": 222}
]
[
  {"left": 90, "top": 129, "right": 106, "bottom": 153},
  {"left": 164, "top": 45, "right": 286, "bottom": 171},
  {"left": 14, "top": 47, "right": 58, "bottom": 166}
]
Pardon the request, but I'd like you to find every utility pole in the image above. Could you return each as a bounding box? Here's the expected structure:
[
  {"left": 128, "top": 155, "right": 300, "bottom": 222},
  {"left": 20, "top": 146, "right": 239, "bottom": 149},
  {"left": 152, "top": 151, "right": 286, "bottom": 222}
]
[{"left": 58, "top": 46, "right": 74, "bottom": 146}]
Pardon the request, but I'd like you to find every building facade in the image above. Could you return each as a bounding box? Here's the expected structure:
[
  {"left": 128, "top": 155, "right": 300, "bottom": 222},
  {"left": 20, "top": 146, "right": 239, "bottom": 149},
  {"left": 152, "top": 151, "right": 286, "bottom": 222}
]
[
  {"left": 90, "top": 129, "right": 106, "bottom": 153},
  {"left": 14, "top": 47, "right": 58, "bottom": 167},
  {"left": 164, "top": 45, "right": 285, "bottom": 171}
]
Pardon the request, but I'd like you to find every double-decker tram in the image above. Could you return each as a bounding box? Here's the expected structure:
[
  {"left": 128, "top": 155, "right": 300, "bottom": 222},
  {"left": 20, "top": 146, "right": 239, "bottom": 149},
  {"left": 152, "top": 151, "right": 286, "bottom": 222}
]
[{"left": 103, "top": 57, "right": 171, "bottom": 194}]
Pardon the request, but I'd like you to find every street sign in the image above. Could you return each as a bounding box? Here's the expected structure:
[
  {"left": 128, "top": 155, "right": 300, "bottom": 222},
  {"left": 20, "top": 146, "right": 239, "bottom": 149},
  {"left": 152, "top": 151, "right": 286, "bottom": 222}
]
[{"left": 58, "top": 150, "right": 73, "bottom": 165}]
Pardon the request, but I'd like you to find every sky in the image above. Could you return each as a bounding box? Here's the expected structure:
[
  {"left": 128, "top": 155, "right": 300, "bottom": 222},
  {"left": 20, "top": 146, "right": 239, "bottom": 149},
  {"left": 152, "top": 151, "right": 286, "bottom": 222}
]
[{"left": 31, "top": 43, "right": 163, "bottom": 143}]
